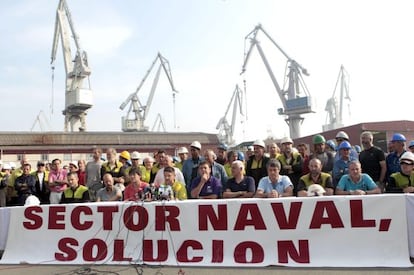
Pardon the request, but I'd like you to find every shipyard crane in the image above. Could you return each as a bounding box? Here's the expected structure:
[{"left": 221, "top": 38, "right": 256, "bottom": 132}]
[
  {"left": 51, "top": 0, "right": 93, "bottom": 132},
  {"left": 30, "top": 110, "right": 52, "bottom": 132},
  {"left": 241, "top": 24, "right": 313, "bottom": 139},
  {"left": 119, "top": 52, "right": 178, "bottom": 132},
  {"left": 152, "top": 113, "right": 166, "bottom": 132},
  {"left": 216, "top": 84, "right": 244, "bottom": 145},
  {"left": 322, "top": 65, "right": 351, "bottom": 131}
]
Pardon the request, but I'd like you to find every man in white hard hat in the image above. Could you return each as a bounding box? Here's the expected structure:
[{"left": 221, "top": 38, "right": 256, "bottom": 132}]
[
  {"left": 246, "top": 139, "right": 270, "bottom": 188},
  {"left": 334, "top": 130, "right": 358, "bottom": 161},
  {"left": 182, "top": 141, "right": 204, "bottom": 196},
  {"left": 175, "top": 147, "right": 188, "bottom": 171},
  {"left": 386, "top": 151, "right": 414, "bottom": 193}
]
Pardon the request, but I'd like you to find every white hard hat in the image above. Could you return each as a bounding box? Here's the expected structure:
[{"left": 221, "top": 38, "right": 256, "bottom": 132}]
[
  {"left": 131, "top": 151, "right": 140, "bottom": 159},
  {"left": 280, "top": 137, "right": 293, "bottom": 144},
  {"left": 400, "top": 152, "right": 414, "bottom": 163},
  {"left": 252, "top": 139, "right": 265, "bottom": 148},
  {"left": 247, "top": 145, "right": 254, "bottom": 151},
  {"left": 2, "top": 163, "right": 11, "bottom": 170},
  {"left": 24, "top": 195, "right": 40, "bottom": 206},
  {"left": 307, "top": 184, "right": 326, "bottom": 197},
  {"left": 177, "top": 147, "right": 189, "bottom": 154},
  {"left": 190, "top": 141, "right": 201, "bottom": 150},
  {"left": 69, "top": 161, "right": 78, "bottom": 168},
  {"left": 336, "top": 131, "right": 349, "bottom": 140},
  {"left": 9, "top": 162, "right": 16, "bottom": 169}
]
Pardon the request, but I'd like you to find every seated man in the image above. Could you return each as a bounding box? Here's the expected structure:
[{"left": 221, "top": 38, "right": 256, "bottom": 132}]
[
  {"left": 96, "top": 173, "right": 122, "bottom": 202},
  {"left": 123, "top": 168, "right": 149, "bottom": 201},
  {"left": 14, "top": 163, "right": 37, "bottom": 206},
  {"left": 336, "top": 160, "right": 381, "bottom": 195},
  {"left": 60, "top": 172, "right": 89, "bottom": 203},
  {"left": 190, "top": 161, "right": 222, "bottom": 199},
  {"left": 223, "top": 160, "right": 255, "bottom": 198},
  {"left": 254, "top": 159, "right": 293, "bottom": 198},
  {"left": 162, "top": 166, "right": 187, "bottom": 200},
  {"left": 297, "top": 158, "right": 334, "bottom": 197},
  {"left": 386, "top": 152, "right": 414, "bottom": 193}
]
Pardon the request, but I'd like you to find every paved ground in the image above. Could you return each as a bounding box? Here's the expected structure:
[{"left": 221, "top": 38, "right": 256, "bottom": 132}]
[{"left": 1, "top": 265, "right": 414, "bottom": 275}]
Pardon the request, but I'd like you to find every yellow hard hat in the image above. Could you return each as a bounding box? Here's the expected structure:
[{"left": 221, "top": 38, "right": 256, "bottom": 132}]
[{"left": 120, "top": 150, "right": 131, "bottom": 160}]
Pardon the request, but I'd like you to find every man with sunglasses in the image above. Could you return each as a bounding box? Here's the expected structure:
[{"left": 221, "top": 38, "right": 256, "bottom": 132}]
[
  {"left": 386, "top": 133, "right": 407, "bottom": 184},
  {"left": 334, "top": 131, "right": 359, "bottom": 161},
  {"left": 386, "top": 152, "right": 414, "bottom": 193}
]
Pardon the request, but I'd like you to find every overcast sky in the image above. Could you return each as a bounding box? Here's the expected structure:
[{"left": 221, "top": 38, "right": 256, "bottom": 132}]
[{"left": 1, "top": 0, "right": 413, "bottom": 144}]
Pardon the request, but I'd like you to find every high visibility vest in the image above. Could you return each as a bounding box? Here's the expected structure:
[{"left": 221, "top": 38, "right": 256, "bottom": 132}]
[
  {"left": 300, "top": 172, "right": 331, "bottom": 188},
  {"left": 390, "top": 172, "right": 414, "bottom": 188}
]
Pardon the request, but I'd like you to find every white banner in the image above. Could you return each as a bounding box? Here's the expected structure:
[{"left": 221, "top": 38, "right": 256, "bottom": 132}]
[
  {"left": 0, "top": 195, "right": 412, "bottom": 267},
  {"left": 406, "top": 194, "right": 414, "bottom": 257},
  {"left": 0, "top": 208, "right": 10, "bottom": 251}
]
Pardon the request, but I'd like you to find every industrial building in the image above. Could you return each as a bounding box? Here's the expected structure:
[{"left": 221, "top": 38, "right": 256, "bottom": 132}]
[
  {"left": 294, "top": 120, "right": 414, "bottom": 152},
  {"left": 0, "top": 132, "right": 219, "bottom": 167}
]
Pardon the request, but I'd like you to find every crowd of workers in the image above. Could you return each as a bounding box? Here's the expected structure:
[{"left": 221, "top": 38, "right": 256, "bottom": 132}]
[{"left": 0, "top": 130, "right": 414, "bottom": 207}]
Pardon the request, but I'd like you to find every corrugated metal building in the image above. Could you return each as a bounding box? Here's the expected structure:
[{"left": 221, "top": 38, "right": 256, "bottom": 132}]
[
  {"left": 294, "top": 120, "right": 414, "bottom": 152},
  {"left": 0, "top": 131, "right": 219, "bottom": 166}
]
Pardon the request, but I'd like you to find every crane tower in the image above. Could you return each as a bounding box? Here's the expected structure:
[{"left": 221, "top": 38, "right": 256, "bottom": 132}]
[
  {"left": 119, "top": 53, "right": 177, "bottom": 132},
  {"left": 51, "top": 0, "right": 93, "bottom": 132},
  {"left": 216, "top": 84, "right": 244, "bottom": 145},
  {"left": 241, "top": 24, "right": 313, "bottom": 139},
  {"left": 322, "top": 65, "right": 351, "bottom": 131}
]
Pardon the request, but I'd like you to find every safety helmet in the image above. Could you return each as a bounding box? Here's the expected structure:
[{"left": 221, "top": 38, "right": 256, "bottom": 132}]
[
  {"left": 312, "top": 134, "right": 326, "bottom": 145},
  {"left": 338, "top": 141, "right": 352, "bottom": 150},
  {"left": 247, "top": 145, "right": 254, "bottom": 151},
  {"left": 177, "top": 147, "right": 189, "bottom": 154},
  {"left": 409, "top": 140, "right": 414, "bottom": 148},
  {"left": 307, "top": 184, "right": 326, "bottom": 197},
  {"left": 326, "top": 140, "right": 336, "bottom": 150},
  {"left": 217, "top": 143, "right": 228, "bottom": 151},
  {"left": 119, "top": 150, "right": 130, "bottom": 160},
  {"left": 336, "top": 131, "right": 349, "bottom": 141},
  {"left": 9, "top": 162, "right": 16, "bottom": 169},
  {"left": 391, "top": 133, "right": 406, "bottom": 142},
  {"left": 252, "top": 139, "right": 265, "bottom": 148},
  {"left": 190, "top": 141, "right": 201, "bottom": 150},
  {"left": 131, "top": 151, "right": 140, "bottom": 160},
  {"left": 237, "top": 151, "right": 245, "bottom": 161},
  {"left": 400, "top": 152, "right": 414, "bottom": 163},
  {"left": 2, "top": 163, "right": 11, "bottom": 170},
  {"left": 280, "top": 137, "right": 293, "bottom": 144},
  {"left": 353, "top": 145, "right": 362, "bottom": 153}
]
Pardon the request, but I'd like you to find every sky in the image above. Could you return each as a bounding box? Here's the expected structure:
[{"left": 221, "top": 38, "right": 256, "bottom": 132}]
[{"left": 1, "top": 0, "right": 414, "bottom": 144}]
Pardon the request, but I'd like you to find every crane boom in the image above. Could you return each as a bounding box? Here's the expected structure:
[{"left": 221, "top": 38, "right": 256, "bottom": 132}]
[
  {"left": 51, "top": 0, "right": 93, "bottom": 132},
  {"left": 120, "top": 52, "right": 178, "bottom": 132},
  {"left": 323, "top": 65, "right": 351, "bottom": 131},
  {"left": 152, "top": 113, "right": 166, "bottom": 132},
  {"left": 241, "top": 24, "right": 313, "bottom": 139},
  {"left": 216, "top": 85, "right": 244, "bottom": 145}
]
